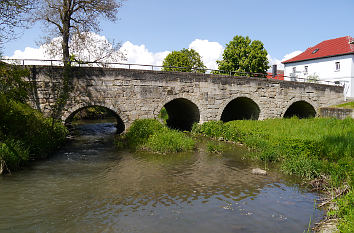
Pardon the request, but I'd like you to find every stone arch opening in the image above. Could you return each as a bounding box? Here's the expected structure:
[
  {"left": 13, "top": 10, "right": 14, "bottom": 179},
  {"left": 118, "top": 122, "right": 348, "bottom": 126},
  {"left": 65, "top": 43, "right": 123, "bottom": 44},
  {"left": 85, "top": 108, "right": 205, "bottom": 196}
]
[
  {"left": 65, "top": 105, "right": 125, "bottom": 134},
  {"left": 221, "top": 97, "right": 260, "bottom": 122},
  {"left": 163, "top": 98, "right": 200, "bottom": 131},
  {"left": 283, "top": 101, "right": 316, "bottom": 118}
]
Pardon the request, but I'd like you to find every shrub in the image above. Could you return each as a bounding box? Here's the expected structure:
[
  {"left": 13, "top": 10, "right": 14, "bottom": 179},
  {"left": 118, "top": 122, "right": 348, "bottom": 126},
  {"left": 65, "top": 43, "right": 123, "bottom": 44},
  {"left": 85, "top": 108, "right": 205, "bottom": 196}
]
[
  {"left": 0, "top": 139, "right": 29, "bottom": 172},
  {"left": 124, "top": 119, "right": 166, "bottom": 148},
  {"left": 0, "top": 96, "right": 67, "bottom": 172}
]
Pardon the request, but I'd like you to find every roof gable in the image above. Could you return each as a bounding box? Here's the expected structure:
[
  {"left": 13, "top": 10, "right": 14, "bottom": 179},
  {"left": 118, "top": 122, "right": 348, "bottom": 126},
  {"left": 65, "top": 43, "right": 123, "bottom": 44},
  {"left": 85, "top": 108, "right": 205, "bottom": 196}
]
[{"left": 282, "top": 36, "right": 354, "bottom": 64}]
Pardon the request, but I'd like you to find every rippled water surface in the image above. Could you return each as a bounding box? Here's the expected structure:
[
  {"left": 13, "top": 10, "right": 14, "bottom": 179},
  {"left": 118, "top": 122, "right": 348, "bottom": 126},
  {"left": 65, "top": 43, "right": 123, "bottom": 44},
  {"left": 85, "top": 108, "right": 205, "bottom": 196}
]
[{"left": 0, "top": 122, "right": 323, "bottom": 233}]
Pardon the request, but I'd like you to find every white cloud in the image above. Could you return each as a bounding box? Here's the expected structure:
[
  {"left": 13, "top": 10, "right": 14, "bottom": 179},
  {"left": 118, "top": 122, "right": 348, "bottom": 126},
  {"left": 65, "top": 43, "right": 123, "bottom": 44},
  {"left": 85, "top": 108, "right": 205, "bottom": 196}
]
[
  {"left": 267, "top": 54, "right": 284, "bottom": 70},
  {"left": 188, "top": 39, "right": 223, "bottom": 70},
  {"left": 282, "top": 50, "right": 302, "bottom": 62},
  {"left": 119, "top": 41, "right": 170, "bottom": 68},
  {"left": 267, "top": 50, "right": 303, "bottom": 71},
  {"left": 8, "top": 44, "right": 58, "bottom": 65}
]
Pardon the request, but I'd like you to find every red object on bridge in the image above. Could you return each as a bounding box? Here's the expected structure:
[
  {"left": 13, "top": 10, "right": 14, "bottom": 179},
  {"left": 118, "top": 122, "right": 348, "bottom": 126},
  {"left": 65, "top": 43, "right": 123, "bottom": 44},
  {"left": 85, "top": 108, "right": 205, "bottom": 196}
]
[{"left": 267, "top": 70, "right": 284, "bottom": 80}]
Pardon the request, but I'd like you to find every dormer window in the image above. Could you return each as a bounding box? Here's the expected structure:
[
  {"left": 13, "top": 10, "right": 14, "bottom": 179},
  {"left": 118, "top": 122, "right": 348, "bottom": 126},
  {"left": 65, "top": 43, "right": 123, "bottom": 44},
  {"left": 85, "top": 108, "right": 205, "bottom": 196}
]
[
  {"left": 312, "top": 48, "right": 319, "bottom": 54},
  {"left": 335, "top": 62, "right": 340, "bottom": 71}
]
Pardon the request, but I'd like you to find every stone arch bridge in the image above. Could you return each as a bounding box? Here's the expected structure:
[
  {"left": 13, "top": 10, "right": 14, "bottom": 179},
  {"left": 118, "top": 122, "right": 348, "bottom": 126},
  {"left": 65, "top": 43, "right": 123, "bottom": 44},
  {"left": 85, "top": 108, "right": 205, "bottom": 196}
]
[{"left": 28, "top": 66, "right": 344, "bottom": 132}]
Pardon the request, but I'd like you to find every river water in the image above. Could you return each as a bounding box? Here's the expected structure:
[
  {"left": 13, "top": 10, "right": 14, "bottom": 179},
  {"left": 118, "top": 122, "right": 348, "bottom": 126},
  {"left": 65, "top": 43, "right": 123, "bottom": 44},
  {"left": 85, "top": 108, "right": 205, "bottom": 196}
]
[{"left": 0, "top": 121, "right": 323, "bottom": 233}]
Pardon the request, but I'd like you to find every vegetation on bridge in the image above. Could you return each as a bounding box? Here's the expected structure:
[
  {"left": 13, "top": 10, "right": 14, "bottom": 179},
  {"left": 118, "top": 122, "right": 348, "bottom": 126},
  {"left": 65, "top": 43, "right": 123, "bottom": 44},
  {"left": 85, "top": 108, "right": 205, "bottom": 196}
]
[{"left": 192, "top": 118, "right": 353, "bottom": 232}]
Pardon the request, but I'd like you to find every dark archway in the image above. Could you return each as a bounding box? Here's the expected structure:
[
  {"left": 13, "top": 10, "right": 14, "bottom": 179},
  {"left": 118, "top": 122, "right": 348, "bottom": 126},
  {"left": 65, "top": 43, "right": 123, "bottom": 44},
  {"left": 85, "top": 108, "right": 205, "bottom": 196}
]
[
  {"left": 164, "top": 98, "right": 200, "bottom": 131},
  {"left": 283, "top": 101, "right": 316, "bottom": 118},
  {"left": 65, "top": 105, "right": 125, "bottom": 134},
  {"left": 221, "top": 97, "right": 260, "bottom": 122}
]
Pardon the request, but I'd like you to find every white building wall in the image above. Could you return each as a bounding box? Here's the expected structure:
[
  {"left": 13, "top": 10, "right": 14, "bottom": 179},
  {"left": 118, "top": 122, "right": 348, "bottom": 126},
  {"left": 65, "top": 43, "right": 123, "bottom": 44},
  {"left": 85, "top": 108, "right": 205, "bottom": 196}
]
[{"left": 284, "top": 54, "right": 354, "bottom": 97}]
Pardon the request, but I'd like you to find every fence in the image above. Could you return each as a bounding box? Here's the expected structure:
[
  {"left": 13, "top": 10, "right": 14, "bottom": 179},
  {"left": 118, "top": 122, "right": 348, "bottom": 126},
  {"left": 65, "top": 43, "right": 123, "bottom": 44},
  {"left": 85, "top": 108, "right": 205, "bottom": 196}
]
[{"left": 0, "top": 58, "right": 345, "bottom": 87}]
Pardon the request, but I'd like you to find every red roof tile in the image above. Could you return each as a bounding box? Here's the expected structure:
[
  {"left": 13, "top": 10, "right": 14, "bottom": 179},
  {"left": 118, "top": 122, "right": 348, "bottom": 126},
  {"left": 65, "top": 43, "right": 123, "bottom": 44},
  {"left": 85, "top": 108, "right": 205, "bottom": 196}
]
[
  {"left": 282, "top": 36, "right": 354, "bottom": 64},
  {"left": 266, "top": 72, "right": 284, "bottom": 80}
]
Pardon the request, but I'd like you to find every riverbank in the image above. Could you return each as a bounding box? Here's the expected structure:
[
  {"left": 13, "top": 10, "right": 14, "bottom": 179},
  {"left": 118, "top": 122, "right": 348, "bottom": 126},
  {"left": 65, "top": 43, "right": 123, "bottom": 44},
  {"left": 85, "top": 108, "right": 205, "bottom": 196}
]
[
  {"left": 192, "top": 118, "right": 353, "bottom": 232},
  {"left": 0, "top": 63, "right": 68, "bottom": 174},
  {"left": 0, "top": 97, "right": 67, "bottom": 174}
]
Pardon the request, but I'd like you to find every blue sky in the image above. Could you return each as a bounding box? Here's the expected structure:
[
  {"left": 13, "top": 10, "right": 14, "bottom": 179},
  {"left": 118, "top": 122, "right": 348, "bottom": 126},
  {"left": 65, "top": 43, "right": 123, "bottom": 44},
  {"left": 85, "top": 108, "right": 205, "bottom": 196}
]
[{"left": 3, "top": 0, "right": 354, "bottom": 68}]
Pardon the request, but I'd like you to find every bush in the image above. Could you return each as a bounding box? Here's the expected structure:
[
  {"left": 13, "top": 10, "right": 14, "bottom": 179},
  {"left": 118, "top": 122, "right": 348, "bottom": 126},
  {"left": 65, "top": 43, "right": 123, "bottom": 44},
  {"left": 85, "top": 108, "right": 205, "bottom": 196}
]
[
  {"left": 0, "top": 96, "right": 67, "bottom": 173},
  {"left": 124, "top": 119, "right": 166, "bottom": 147},
  {"left": 0, "top": 139, "right": 29, "bottom": 172}
]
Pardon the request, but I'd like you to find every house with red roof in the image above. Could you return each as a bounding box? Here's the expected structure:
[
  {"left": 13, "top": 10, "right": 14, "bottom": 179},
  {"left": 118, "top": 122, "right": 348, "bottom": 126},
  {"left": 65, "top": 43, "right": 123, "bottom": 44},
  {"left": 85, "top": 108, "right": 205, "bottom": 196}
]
[{"left": 282, "top": 36, "right": 354, "bottom": 97}]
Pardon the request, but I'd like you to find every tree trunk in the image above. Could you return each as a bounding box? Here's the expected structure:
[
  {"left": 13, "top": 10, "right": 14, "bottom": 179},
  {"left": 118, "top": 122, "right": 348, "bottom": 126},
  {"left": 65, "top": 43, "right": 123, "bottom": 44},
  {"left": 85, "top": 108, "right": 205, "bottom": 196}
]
[{"left": 61, "top": 0, "right": 71, "bottom": 64}]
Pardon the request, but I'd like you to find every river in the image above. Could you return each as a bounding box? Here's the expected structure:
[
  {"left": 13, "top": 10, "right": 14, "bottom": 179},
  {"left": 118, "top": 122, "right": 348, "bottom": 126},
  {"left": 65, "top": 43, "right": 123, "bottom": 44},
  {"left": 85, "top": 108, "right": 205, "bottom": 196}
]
[{"left": 0, "top": 121, "right": 324, "bottom": 233}]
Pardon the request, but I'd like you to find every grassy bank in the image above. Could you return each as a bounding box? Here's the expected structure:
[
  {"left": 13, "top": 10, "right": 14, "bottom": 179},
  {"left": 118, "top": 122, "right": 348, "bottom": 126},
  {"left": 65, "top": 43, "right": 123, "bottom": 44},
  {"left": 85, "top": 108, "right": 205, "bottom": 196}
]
[
  {"left": 0, "top": 97, "right": 67, "bottom": 173},
  {"left": 0, "top": 63, "right": 67, "bottom": 174},
  {"left": 115, "top": 119, "right": 195, "bottom": 153},
  {"left": 331, "top": 101, "right": 354, "bottom": 109},
  {"left": 192, "top": 118, "right": 353, "bottom": 232}
]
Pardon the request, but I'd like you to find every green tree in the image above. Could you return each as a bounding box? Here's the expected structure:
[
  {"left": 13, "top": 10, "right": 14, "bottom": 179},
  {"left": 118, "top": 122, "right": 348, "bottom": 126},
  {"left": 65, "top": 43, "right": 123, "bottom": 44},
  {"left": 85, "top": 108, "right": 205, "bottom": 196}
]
[
  {"left": 0, "top": 62, "right": 30, "bottom": 103},
  {"left": 162, "top": 48, "right": 206, "bottom": 73},
  {"left": 217, "top": 35, "right": 269, "bottom": 75}
]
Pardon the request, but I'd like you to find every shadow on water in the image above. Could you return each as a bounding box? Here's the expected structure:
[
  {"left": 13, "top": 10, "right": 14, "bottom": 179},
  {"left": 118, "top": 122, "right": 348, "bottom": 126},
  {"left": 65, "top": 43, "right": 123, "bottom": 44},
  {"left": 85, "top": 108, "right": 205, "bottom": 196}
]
[{"left": 0, "top": 120, "right": 324, "bottom": 233}]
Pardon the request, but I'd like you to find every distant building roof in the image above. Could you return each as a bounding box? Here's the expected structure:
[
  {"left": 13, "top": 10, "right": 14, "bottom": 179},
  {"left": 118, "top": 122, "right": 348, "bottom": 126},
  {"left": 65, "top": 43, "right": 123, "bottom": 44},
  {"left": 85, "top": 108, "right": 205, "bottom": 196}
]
[
  {"left": 282, "top": 36, "right": 354, "bottom": 64},
  {"left": 267, "top": 70, "right": 284, "bottom": 80}
]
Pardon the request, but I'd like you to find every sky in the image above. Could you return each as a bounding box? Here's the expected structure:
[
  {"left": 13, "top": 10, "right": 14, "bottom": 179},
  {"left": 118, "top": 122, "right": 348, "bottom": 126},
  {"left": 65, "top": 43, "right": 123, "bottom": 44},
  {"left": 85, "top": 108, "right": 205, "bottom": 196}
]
[{"left": 3, "top": 0, "right": 354, "bottom": 70}]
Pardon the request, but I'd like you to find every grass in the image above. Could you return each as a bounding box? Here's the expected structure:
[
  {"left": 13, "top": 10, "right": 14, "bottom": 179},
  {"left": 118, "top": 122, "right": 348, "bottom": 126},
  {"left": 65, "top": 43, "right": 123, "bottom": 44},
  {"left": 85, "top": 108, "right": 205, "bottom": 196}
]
[
  {"left": 192, "top": 117, "right": 353, "bottom": 232},
  {"left": 331, "top": 101, "right": 354, "bottom": 109},
  {"left": 115, "top": 119, "right": 195, "bottom": 153},
  {"left": 206, "top": 141, "right": 226, "bottom": 154}
]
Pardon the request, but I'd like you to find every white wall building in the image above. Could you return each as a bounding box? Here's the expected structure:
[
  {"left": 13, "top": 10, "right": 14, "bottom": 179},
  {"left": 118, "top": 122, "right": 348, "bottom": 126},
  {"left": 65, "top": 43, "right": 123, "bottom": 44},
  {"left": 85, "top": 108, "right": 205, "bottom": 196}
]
[{"left": 282, "top": 36, "right": 354, "bottom": 98}]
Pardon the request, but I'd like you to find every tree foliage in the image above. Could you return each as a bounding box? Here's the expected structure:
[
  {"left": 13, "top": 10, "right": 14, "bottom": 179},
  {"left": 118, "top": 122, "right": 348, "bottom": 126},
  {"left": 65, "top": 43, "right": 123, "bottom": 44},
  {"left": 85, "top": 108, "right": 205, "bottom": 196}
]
[
  {"left": 32, "top": 0, "right": 124, "bottom": 63},
  {"left": 162, "top": 48, "right": 206, "bottom": 73},
  {"left": 0, "top": 62, "right": 30, "bottom": 103},
  {"left": 0, "top": 0, "right": 33, "bottom": 46},
  {"left": 217, "top": 35, "right": 269, "bottom": 75}
]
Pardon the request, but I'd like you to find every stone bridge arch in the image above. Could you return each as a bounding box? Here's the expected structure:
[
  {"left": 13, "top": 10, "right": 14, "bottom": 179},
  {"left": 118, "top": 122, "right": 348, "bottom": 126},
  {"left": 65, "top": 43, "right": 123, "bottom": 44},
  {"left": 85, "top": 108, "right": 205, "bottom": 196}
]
[
  {"left": 154, "top": 95, "right": 202, "bottom": 131},
  {"left": 217, "top": 96, "right": 262, "bottom": 122},
  {"left": 282, "top": 99, "right": 318, "bottom": 118},
  {"left": 62, "top": 102, "right": 129, "bottom": 133}
]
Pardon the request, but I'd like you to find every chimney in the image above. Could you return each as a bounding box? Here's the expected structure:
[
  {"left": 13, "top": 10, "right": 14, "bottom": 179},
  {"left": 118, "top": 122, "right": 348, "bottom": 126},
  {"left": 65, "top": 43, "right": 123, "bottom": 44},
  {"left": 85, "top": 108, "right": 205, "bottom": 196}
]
[{"left": 272, "top": 65, "right": 277, "bottom": 78}]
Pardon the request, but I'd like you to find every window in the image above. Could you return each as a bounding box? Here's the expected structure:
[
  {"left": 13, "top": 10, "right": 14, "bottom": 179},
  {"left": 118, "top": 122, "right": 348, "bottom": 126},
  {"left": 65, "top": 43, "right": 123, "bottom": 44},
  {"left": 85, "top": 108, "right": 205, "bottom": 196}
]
[
  {"left": 335, "top": 62, "right": 340, "bottom": 71},
  {"left": 312, "top": 48, "right": 319, "bottom": 54},
  {"left": 292, "top": 67, "right": 296, "bottom": 73},
  {"left": 304, "top": 66, "right": 308, "bottom": 73}
]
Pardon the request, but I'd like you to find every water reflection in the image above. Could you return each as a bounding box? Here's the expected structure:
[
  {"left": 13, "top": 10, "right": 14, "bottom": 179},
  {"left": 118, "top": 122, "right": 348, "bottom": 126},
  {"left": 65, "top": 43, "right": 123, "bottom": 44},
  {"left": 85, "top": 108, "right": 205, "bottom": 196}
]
[{"left": 0, "top": 122, "right": 323, "bottom": 233}]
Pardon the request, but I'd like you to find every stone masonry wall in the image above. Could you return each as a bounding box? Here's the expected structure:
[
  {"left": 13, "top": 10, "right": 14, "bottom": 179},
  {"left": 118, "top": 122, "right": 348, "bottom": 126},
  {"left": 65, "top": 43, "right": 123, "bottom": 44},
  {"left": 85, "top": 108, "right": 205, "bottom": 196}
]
[
  {"left": 28, "top": 66, "right": 345, "bottom": 129},
  {"left": 320, "top": 108, "right": 354, "bottom": 119}
]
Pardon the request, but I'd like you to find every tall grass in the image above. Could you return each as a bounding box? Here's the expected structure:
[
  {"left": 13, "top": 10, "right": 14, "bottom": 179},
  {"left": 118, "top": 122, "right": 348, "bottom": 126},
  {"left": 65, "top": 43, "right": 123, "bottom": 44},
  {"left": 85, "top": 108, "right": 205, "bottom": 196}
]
[
  {"left": 115, "top": 119, "right": 195, "bottom": 153},
  {"left": 192, "top": 117, "right": 353, "bottom": 231},
  {"left": 331, "top": 101, "right": 354, "bottom": 109}
]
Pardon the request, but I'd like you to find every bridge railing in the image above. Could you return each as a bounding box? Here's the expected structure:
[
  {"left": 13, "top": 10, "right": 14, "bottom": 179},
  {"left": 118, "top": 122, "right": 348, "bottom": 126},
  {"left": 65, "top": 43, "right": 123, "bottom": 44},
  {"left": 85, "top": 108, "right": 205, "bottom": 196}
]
[{"left": 0, "top": 58, "right": 345, "bottom": 87}]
